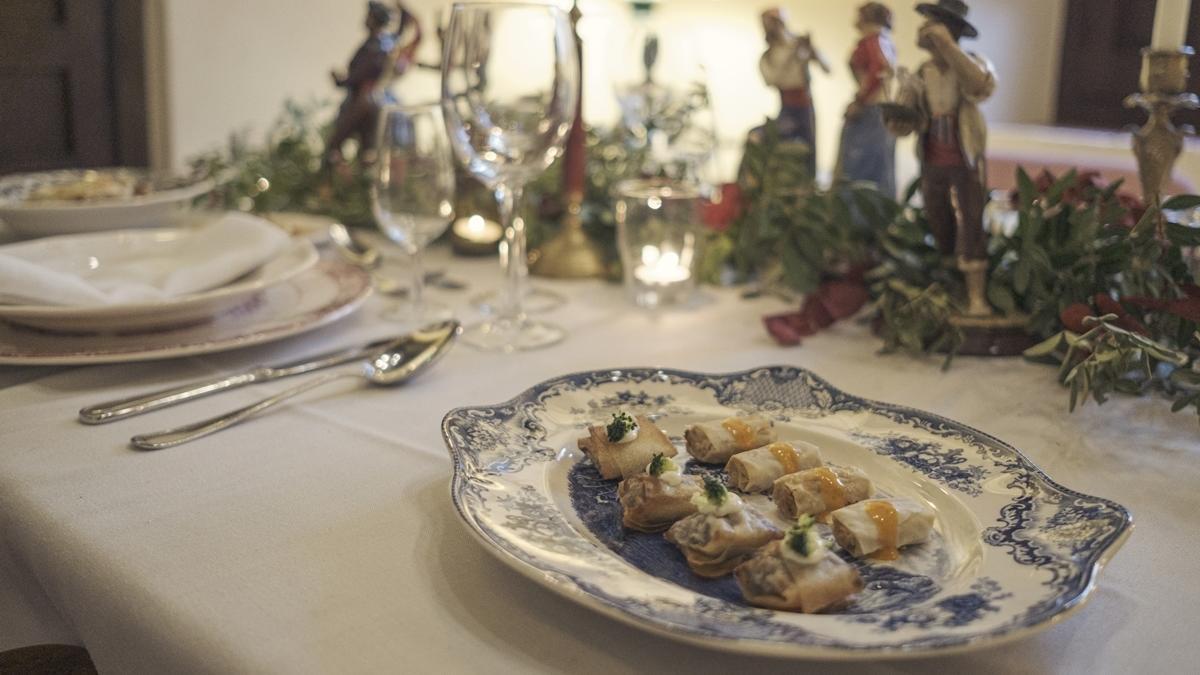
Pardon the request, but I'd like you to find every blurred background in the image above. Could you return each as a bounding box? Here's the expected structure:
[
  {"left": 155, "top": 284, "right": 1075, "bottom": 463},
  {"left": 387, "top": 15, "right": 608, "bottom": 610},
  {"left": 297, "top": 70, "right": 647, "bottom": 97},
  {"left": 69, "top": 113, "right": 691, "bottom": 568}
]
[{"left": 2, "top": 0, "right": 1198, "bottom": 191}]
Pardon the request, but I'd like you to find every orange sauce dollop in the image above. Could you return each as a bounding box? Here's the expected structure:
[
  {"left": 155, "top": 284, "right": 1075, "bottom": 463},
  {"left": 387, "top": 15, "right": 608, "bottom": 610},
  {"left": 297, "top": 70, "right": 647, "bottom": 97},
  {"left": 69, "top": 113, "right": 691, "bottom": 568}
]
[
  {"left": 865, "top": 500, "right": 900, "bottom": 561},
  {"left": 810, "top": 467, "right": 848, "bottom": 521},
  {"left": 721, "top": 417, "right": 758, "bottom": 451},
  {"left": 767, "top": 442, "right": 800, "bottom": 474}
]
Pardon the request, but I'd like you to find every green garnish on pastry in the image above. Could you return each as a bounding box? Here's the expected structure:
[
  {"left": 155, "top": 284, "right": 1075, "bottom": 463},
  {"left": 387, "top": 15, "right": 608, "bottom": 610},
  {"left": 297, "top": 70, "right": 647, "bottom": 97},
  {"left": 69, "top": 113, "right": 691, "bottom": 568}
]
[
  {"left": 702, "top": 474, "right": 728, "bottom": 506},
  {"left": 606, "top": 411, "right": 638, "bottom": 442},
  {"left": 786, "top": 515, "right": 819, "bottom": 557},
  {"left": 648, "top": 452, "right": 677, "bottom": 477}
]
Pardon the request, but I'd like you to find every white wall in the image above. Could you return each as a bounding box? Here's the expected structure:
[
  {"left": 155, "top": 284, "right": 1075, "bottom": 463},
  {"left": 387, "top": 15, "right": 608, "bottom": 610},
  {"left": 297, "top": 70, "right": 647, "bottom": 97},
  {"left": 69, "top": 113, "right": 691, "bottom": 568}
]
[{"left": 154, "top": 0, "right": 1068, "bottom": 184}]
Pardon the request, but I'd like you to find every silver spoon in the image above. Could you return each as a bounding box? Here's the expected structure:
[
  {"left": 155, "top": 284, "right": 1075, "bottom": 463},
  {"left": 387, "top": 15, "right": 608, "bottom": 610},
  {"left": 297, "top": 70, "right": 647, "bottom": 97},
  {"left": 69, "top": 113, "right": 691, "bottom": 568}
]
[{"left": 130, "top": 320, "right": 460, "bottom": 450}]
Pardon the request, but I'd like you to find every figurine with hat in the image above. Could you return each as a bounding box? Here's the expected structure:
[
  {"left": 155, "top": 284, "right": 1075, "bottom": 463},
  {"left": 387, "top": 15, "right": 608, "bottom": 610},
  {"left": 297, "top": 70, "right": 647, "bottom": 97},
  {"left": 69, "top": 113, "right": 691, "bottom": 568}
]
[
  {"left": 885, "top": 0, "right": 997, "bottom": 318},
  {"left": 324, "top": 1, "right": 423, "bottom": 170},
  {"left": 756, "top": 7, "right": 831, "bottom": 177}
]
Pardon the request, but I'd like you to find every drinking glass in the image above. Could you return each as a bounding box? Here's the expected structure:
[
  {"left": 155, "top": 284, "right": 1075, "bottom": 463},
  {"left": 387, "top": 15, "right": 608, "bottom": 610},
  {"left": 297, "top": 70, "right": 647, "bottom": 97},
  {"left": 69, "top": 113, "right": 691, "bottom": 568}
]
[
  {"left": 373, "top": 103, "right": 457, "bottom": 326},
  {"left": 614, "top": 178, "right": 701, "bottom": 309},
  {"left": 441, "top": 2, "right": 579, "bottom": 351}
]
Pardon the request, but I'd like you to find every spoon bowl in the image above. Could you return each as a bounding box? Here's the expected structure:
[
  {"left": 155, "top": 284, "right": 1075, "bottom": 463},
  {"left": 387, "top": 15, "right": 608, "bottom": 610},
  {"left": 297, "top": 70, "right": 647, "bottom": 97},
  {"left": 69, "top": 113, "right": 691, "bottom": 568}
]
[
  {"left": 131, "top": 320, "right": 461, "bottom": 450},
  {"left": 363, "top": 319, "right": 459, "bottom": 385}
]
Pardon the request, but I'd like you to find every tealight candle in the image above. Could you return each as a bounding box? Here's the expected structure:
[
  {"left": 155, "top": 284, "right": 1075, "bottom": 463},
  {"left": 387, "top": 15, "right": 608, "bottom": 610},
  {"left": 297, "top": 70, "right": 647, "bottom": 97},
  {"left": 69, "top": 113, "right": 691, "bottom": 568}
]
[
  {"left": 451, "top": 214, "right": 503, "bottom": 256},
  {"left": 634, "top": 246, "right": 692, "bottom": 285},
  {"left": 615, "top": 179, "right": 701, "bottom": 308}
]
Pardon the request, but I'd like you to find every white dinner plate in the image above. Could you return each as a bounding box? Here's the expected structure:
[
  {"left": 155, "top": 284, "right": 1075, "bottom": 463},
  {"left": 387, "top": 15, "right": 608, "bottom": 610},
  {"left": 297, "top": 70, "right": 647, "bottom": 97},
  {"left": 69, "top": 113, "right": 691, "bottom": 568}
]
[
  {"left": 443, "top": 367, "right": 1131, "bottom": 660},
  {"left": 0, "top": 169, "right": 215, "bottom": 238},
  {"left": 0, "top": 228, "right": 318, "bottom": 332},
  {"left": 0, "top": 261, "right": 371, "bottom": 365}
]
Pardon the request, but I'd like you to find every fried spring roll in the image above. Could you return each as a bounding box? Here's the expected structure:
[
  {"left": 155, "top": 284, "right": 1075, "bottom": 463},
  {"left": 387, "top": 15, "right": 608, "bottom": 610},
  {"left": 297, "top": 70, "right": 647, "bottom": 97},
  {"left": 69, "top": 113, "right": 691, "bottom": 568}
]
[
  {"left": 726, "top": 440, "right": 823, "bottom": 492},
  {"left": 772, "top": 466, "right": 874, "bottom": 520},
  {"left": 831, "top": 498, "right": 935, "bottom": 560},
  {"left": 683, "top": 414, "right": 776, "bottom": 464}
]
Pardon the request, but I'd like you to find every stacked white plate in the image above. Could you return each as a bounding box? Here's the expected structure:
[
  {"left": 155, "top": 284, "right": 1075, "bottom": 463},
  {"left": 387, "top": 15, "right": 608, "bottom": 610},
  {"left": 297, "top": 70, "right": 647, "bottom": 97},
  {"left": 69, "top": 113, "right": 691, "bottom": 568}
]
[{"left": 0, "top": 213, "right": 371, "bottom": 365}]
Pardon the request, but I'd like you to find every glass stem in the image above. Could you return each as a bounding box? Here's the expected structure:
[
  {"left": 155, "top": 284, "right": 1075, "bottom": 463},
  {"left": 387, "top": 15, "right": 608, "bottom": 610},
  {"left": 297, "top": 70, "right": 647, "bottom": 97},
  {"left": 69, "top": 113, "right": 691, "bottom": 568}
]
[
  {"left": 408, "top": 244, "right": 425, "bottom": 318},
  {"left": 495, "top": 182, "right": 527, "bottom": 322}
]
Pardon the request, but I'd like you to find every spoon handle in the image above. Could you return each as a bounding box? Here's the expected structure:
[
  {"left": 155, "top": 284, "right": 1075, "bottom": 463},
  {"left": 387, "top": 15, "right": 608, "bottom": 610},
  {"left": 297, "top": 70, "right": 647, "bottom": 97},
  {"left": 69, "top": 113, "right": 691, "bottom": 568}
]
[{"left": 130, "top": 371, "right": 354, "bottom": 450}]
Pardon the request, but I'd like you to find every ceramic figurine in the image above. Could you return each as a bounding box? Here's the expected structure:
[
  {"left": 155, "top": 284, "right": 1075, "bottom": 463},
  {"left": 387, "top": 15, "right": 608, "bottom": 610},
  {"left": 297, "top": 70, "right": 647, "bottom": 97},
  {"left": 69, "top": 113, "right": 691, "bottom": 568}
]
[
  {"left": 885, "top": 0, "right": 995, "bottom": 317},
  {"left": 758, "top": 8, "right": 831, "bottom": 176},
  {"left": 324, "top": 1, "right": 423, "bottom": 169},
  {"left": 835, "top": 3, "right": 897, "bottom": 197}
]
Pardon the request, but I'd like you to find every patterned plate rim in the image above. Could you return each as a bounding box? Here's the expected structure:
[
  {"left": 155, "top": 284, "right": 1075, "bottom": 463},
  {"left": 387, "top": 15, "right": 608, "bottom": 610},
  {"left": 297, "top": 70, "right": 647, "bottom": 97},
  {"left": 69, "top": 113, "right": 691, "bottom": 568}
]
[{"left": 441, "top": 366, "right": 1133, "bottom": 660}]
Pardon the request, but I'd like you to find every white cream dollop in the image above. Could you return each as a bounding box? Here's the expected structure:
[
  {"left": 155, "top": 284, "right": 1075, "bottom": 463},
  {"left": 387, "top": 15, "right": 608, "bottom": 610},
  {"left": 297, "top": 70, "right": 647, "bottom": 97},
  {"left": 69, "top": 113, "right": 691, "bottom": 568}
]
[
  {"left": 780, "top": 528, "right": 826, "bottom": 566},
  {"left": 646, "top": 457, "right": 682, "bottom": 486},
  {"left": 658, "top": 468, "right": 683, "bottom": 486},
  {"left": 615, "top": 424, "right": 639, "bottom": 444},
  {"left": 691, "top": 490, "right": 744, "bottom": 517}
]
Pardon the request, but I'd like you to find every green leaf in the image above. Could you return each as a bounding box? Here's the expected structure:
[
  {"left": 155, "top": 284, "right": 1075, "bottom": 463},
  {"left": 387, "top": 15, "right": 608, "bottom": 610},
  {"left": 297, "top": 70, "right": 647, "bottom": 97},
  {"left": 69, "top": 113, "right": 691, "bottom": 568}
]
[
  {"left": 987, "top": 281, "right": 1019, "bottom": 315},
  {"left": 1016, "top": 167, "right": 1036, "bottom": 210},
  {"left": 780, "top": 244, "right": 820, "bottom": 293},
  {"left": 1162, "top": 194, "right": 1200, "bottom": 211},
  {"left": 1165, "top": 222, "right": 1200, "bottom": 246},
  {"left": 1013, "top": 260, "right": 1032, "bottom": 294},
  {"left": 1130, "top": 205, "right": 1159, "bottom": 239},
  {"left": 1100, "top": 177, "right": 1126, "bottom": 202},
  {"left": 1044, "top": 169, "right": 1078, "bottom": 205},
  {"left": 1024, "top": 333, "right": 1066, "bottom": 360}
]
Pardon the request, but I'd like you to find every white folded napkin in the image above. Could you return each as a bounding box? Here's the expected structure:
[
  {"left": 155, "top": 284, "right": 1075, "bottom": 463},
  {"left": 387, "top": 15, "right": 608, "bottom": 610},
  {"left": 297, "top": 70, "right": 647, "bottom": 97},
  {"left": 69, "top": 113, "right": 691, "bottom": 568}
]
[{"left": 0, "top": 212, "right": 290, "bottom": 306}]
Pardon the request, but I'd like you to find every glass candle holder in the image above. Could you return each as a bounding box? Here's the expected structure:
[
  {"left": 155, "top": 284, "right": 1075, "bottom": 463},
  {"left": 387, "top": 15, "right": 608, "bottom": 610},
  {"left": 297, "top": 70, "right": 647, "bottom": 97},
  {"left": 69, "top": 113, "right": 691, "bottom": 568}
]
[{"left": 614, "top": 179, "right": 701, "bottom": 308}]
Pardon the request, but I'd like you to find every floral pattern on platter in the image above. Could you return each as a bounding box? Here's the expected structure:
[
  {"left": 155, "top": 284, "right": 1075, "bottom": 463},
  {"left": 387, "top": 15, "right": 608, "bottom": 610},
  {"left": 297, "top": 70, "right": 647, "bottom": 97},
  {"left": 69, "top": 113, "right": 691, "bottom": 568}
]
[
  {"left": 442, "top": 366, "right": 1132, "bottom": 659},
  {"left": 852, "top": 433, "right": 990, "bottom": 497}
]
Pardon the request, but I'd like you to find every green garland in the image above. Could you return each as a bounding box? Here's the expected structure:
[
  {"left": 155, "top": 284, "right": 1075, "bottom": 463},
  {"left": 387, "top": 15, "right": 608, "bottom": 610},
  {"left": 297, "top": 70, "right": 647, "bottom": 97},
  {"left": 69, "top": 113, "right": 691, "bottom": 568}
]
[
  {"left": 708, "top": 127, "right": 1199, "bottom": 421},
  {"left": 189, "top": 100, "right": 374, "bottom": 227},
  {"left": 190, "top": 100, "right": 1200, "bottom": 422},
  {"left": 875, "top": 170, "right": 1200, "bottom": 421},
  {"left": 705, "top": 120, "right": 899, "bottom": 291}
]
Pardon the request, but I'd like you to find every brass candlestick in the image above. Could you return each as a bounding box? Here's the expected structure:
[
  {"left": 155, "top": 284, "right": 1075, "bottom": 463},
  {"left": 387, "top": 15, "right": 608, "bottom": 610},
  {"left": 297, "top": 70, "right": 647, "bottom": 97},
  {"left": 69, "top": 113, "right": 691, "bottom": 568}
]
[
  {"left": 1124, "top": 46, "right": 1197, "bottom": 205},
  {"left": 530, "top": 0, "right": 606, "bottom": 279}
]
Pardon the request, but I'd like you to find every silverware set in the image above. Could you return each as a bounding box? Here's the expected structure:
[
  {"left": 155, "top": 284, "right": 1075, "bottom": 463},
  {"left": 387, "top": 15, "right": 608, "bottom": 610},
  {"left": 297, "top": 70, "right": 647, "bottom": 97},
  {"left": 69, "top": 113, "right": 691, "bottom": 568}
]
[{"left": 81, "top": 320, "right": 461, "bottom": 450}]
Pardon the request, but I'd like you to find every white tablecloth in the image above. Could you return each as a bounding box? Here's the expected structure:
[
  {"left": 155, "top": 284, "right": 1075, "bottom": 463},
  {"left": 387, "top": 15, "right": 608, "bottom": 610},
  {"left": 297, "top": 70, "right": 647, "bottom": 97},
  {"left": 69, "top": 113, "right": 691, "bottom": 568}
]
[{"left": 0, "top": 248, "right": 1196, "bottom": 674}]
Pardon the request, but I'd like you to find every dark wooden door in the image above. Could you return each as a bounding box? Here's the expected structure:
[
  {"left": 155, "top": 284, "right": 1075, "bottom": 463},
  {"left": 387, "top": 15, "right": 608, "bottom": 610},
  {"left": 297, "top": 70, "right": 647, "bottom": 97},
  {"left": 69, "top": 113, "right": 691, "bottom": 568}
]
[
  {"left": 1057, "top": 0, "right": 1200, "bottom": 130},
  {"left": 0, "top": 0, "right": 146, "bottom": 175}
]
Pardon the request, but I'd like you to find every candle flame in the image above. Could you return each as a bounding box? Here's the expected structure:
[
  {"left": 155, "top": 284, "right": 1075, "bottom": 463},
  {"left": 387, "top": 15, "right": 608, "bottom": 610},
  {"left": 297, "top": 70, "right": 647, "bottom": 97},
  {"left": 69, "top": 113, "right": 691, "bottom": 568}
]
[{"left": 467, "top": 214, "right": 486, "bottom": 234}]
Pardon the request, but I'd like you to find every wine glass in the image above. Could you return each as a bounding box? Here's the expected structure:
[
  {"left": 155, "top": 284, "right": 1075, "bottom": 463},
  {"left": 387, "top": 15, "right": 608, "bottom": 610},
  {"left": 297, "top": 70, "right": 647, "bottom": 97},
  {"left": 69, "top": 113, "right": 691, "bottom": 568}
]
[
  {"left": 373, "top": 103, "right": 457, "bottom": 327},
  {"left": 441, "top": 2, "right": 579, "bottom": 351}
]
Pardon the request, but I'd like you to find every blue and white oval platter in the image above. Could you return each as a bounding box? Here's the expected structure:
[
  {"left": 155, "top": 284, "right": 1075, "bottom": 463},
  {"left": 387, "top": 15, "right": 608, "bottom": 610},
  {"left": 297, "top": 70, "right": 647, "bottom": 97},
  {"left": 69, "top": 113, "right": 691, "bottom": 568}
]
[{"left": 442, "top": 366, "right": 1131, "bottom": 659}]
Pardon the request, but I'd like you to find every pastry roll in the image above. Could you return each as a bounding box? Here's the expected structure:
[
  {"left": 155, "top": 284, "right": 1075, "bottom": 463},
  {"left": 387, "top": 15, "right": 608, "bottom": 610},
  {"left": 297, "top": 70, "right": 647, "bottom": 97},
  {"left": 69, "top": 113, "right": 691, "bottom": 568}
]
[
  {"left": 726, "top": 440, "right": 823, "bottom": 492},
  {"left": 831, "top": 498, "right": 935, "bottom": 561},
  {"left": 578, "top": 413, "right": 677, "bottom": 480},
  {"left": 772, "top": 466, "right": 873, "bottom": 521},
  {"left": 735, "top": 523, "right": 864, "bottom": 613},
  {"left": 618, "top": 454, "right": 701, "bottom": 533},
  {"left": 684, "top": 414, "right": 776, "bottom": 464},
  {"left": 665, "top": 476, "right": 783, "bottom": 578}
]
